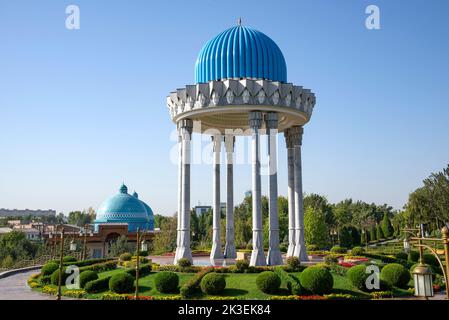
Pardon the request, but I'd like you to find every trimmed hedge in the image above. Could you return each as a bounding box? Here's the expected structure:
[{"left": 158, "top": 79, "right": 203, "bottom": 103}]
[
  {"left": 324, "top": 255, "right": 339, "bottom": 265},
  {"left": 41, "top": 262, "right": 59, "bottom": 276},
  {"left": 62, "top": 256, "right": 77, "bottom": 263},
  {"left": 79, "top": 270, "right": 99, "bottom": 289},
  {"left": 177, "top": 258, "right": 192, "bottom": 268},
  {"left": 256, "top": 271, "right": 281, "bottom": 294},
  {"left": 351, "top": 247, "right": 364, "bottom": 256},
  {"left": 395, "top": 252, "right": 408, "bottom": 260},
  {"left": 84, "top": 276, "right": 111, "bottom": 293},
  {"left": 235, "top": 260, "right": 249, "bottom": 272},
  {"left": 346, "top": 265, "right": 368, "bottom": 290},
  {"left": 200, "top": 273, "right": 226, "bottom": 295},
  {"left": 285, "top": 257, "right": 301, "bottom": 272},
  {"left": 299, "top": 266, "right": 334, "bottom": 294},
  {"left": 155, "top": 271, "right": 179, "bottom": 293},
  {"left": 50, "top": 268, "right": 69, "bottom": 286},
  {"left": 63, "top": 258, "right": 112, "bottom": 267},
  {"left": 330, "top": 246, "right": 347, "bottom": 254},
  {"left": 274, "top": 266, "right": 304, "bottom": 295},
  {"left": 120, "top": 253, "right": 132, "bottom": 261},
  {"left": 380, "top": 263, "right": 411, "bottom": 288},
  {"left": 125, "top": 263, "right": 152, "bottom": 278},
  {"left": 180, "top": 267, "right": 214, "bottom": 298},
  {"left": 79, "top": 260, "right": 117, "bottom": 273},
  {"left": 109, "top": 273, "right": 135, "bottom": 294}
]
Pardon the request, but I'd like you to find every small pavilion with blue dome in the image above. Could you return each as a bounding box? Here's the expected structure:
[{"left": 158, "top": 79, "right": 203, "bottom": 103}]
[
  {"left": 167, "top": 21, "right": 316, "bottom": 266},
  {"left": 94, "top": 183, "right": 154, "bottom": 233}
]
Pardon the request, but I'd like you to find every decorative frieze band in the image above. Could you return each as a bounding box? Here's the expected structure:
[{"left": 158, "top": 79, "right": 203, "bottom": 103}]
[{"left": 167, "top": 79, "right": 316, "bottom": 120}]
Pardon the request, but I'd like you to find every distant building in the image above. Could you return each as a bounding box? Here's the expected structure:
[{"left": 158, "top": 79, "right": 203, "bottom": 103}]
[
  {"left": 0, "top": 209, "right": 56, "bottom": 218},
  {"left": 0, "top": 227, "right": 12, "bottom": 235},
  {"left": 194, "top": 206, "right": 211, "bottom": 216},
  {"left": 20, "top": 228, "right": 40, "bottom": 241}
]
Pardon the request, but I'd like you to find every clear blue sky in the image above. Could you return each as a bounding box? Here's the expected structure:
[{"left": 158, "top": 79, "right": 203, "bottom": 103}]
[{"left": 1, "top": 0, "right": 448, "bottom": 216}]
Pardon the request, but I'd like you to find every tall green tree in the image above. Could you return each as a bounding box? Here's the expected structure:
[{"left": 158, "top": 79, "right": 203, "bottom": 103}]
[
  {"left": 381, "top": 213, "right": 393, "bottom": 238},
  {"left": 376, "top": 224, "right": 384, "bottom": 240},
  {"left": 304, "top": 207, "right": 329, "bottom": 249}
]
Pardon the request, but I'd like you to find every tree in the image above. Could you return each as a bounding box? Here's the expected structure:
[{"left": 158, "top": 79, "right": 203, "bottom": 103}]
[
  {"left": 370, "top": 225, "right": 377, "bottom": 242},
  {"left": 152, "top": 215, "right": 177, "bottom": 254},
  {"left": 381, "top": 214, "right": 393, "bottom": 238},
  {"left": 304, "top": 207, "right": 329, "bottom": 249},
  {"left": 338, "top": 226, "right": 352, "bottom": 248},
  {"left": 108, "top": 235, "right": 133, "bottom": 257},
  {"left": 376, "top": 224, "right": 384, "bottom": 240}
]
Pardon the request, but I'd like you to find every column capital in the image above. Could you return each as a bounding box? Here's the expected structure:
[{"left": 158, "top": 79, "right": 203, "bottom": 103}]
[
  {"left": 265, "top": 112, "right": 278, "bottom": 130},
  {"left": 211, "top": 134, "right": 222, "bottom": 152},
  {"left": 249, "top": 111, "right": 263, "bottom": 129},
  {"left": 224, "top": 134, "right": 235, "bottom": 153},
  {"left": 286, "top": 126, "right": 303, "bottom": 146},
  {"left": 178, "top": 119, "right": 193, "bottom": 140}
]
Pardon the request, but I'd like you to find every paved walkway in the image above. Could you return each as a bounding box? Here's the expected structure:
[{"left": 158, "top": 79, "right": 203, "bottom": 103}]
[{"left": 0, "top": 269, "right": 54, "bottom": 300}]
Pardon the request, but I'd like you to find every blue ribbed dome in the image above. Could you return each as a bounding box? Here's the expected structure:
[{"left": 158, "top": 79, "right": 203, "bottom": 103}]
[
  {"left": 94, "top": 184, "right": 153, "bottom": 232},
  {"left": 194, "top": 25, "right": 287, "bottom": 83}
]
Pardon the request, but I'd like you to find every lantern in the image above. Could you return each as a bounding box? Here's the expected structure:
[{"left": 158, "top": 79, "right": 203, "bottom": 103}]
[
  {"left": 403, "top": 238, "right": 410, "bottom": 253},
  {"left": 69, "top": 240, "right": 77, "bottom": 251},
  {"left": 413, "top": 264, "right": 434, "bottom": 298},
  {"left": 141, "top": 240, "right": 148, "bottom": 252}
]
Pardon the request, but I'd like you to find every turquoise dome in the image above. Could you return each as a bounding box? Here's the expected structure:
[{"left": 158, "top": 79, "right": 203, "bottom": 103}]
[
  {"left": 194, "top": 24, "right": 287, "bottom": 83},
  {"left": 94, "top": 184, "right": 153, "bottom": 232}
]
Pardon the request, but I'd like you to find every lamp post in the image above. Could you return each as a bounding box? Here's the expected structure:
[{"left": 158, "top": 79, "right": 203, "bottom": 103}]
[
  {"left": 403, "top": 226, "right": 449, "bottom": 300},
  {"left": 403, "top": 237, "right": 410, "bottom": 254},
  {"left": 56, "top": 226, "right": 65, "bottom": 301},
  {"left": 134, "top": 227, "right": 141, "bottom": 300},
  {"left": 81, "top": 224, "right": 92, "bottom": 260}
]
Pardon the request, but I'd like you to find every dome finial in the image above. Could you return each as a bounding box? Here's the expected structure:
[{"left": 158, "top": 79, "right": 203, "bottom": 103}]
[
  {"left": 237, "top": 17, "right": 242, "bottom": 26},
  {"left": 120, "top": 183, "right": 128, "bottom": 194},
  {"left": 133, "top": 190, "right": 139, "bottom": 199}
]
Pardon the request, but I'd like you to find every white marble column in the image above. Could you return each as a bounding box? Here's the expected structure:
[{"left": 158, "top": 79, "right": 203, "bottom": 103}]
[
  {"left": 284, "top": 129, "right": 296, "bottom": 257},
  {"left": 174, "top": 119, "right": 193, "bottom": 264},
  {"left": 292, "top": 126, "right": 308, "bottom": 261},
  {"left": 266, "top": 113, "right": 283, "bottom": 266},
  {"left": 210, "top": 134, "right": 223, "bottom": 264},
  {"left": 174, "top": 130, "right": 183, "bottom": 262},
  {"left": 224, "top": 134, "right": 236, "bottom": 259},
  {"left": 249, "top": 111, "right": 266, "bottom": 266}
]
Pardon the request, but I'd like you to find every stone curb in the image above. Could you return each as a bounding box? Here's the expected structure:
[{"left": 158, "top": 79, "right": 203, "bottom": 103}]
[{"left": 0, "top": 265, "right": 42, "bottom": 280}]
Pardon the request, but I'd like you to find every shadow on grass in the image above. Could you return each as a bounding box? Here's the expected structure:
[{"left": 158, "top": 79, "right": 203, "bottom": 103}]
[
  {"left": 332, "top": 288, "right": 369, "bottom": 297},
  {"left": 220, "top": 288, "right": 249, "bottom": 296},
  {"left": 137, "top": 285, "right": 152, "bottom": 293}
]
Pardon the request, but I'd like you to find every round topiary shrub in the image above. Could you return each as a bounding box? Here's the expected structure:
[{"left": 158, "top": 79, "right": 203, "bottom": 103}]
[
  {"left": 177, "top": 258, "right": 192, "bottom": 268},
  {"left": 109, "top": 273, "right": 135, "bottom": 294},
  {"left": 324, "top": 254, "right": 339, "bottom": 265},
  {"left": 256, "top": 271, "right": 281, "bottom": 294},
  {"left": 154, "top": 271, "right": 179, "bottom": 293},
  {"left": 41, "top": 262, "right": 59, "bottom": 276},
  {"left": 200, "top": 272, "right": 226, "bottom": 295},
  {"left": 347, "top": 265, "right": 368, "bottom": 290},
  {"left": 395, "top": 252, "right": 408, "bottom": 260},
  {"left": 79, "top": 270, "right": 99, "bottom": 289},
  {"left": 380, "top": 263, "right": 411, "bottom": 288},
  {"left": 279, "top": 244, "right": 287, "bottom": 253},
  {"left": 330, "top": 246, "right": 347, "bottom": 254},
  {"left": 407, "top": 250, "right": 419, "bottom": 263},
  {"left": 62, "top": 256, "right": 77, "bottom": 263},
  {"left": 235, "top": 259, "right": 249, "bottom": 272},
  {"left": 285, "top": 256, "right": 301, "bottom": 271},
  {"left": 351, "top": 246, "right": 364, "bottom": 256},
  {"left": 50, "top": 267, "right": 70, "bottom": 285},
  {"left": 299, "top": 266, "right": 334, "bottom": 294},
  {"left": 119, "top": 253, "right": 132, "bottom": 261}
]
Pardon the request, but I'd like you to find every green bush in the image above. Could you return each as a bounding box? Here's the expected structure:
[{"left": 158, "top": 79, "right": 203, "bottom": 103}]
[
  {"left": 63, "top": 256, "right": 77, "bottom": 263},
  {"left": 50, "top": 268, "right": 70, "bottom": 285},
  {"left": 119, "top": 253, "right": 132, "bottom": 261},
  {"left": 125, "top": 263, "right": 152, "bottom": 278},
  {"left": 346, "top": 265, "right": 368, "bottom": 290},
  {"left": 200, "top": 273, "right": 226, "bottom": 295},
  {"left": 299, "top": 266, "right": 334, "bottom": 294},
  {"left": 423, "top": 254, "right": 439, "bottom": 268},
  {"left": 380, "top": 263, "right": 411, "bottom": 288},
  {"left": 41, "top": 262, "right": 59, "bottom": 276},
  {"left": 273, "top": 267, "right": 305, "bottom": 295},
  {"left": 324, "top": 255, "right": 339, "bottom": 265},
  {"left": 279, "top": 244, "right": 287, "bottom": 253},
  {"left": 154, "top": 271, "right": 179, "bottom": 293},
  {"left": 79, "top": 270, "right": 99, "bottom": 289},
  {"left": 307, "top": 244, "right": 319, "bottom": 251},
  {"left": 109, "top": 273, "right": 135, "bottom": 294},
  {"left": 180, "top": 267, "right": 214, "bottom": 298},
  {"left": 79, "top": 260, "right": 117, "bottom": 273},
  {"left": 351, "top": 246, "right": 364, "bottom": 256},
  {"left": 84, "top": 276, "right": 111, "bottom": 293},
  {"left": 407, "top": 251, "right": 419, "bottom": 263},
  {"left": 256, "top": 271, "right": 281, "bottom": 294},
  {"left": 177, "top": 258, "right": 192, "bottom": 268},
  {"left": 395, "top": 252, "right": 408, "bottom": 260},
  {"left": 235, "top": 259, "right": 249, "bottom": 272},
  {"left": 285, "top": 256, "right": 301, "bottom": 271},
  {"left": 330, "top": 246, "right": 347, "bottom": 254}
]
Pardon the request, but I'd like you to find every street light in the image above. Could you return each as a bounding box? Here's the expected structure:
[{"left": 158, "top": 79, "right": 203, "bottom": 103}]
[
  {"left": 413, "top": 264, "right": 434, "bottom": 299},
  {"left": 403, "top": 237, "right": 410, "bottom": 253},
  {"left": 69, "top": 240, "right": 77, "bottom": 252},
  {"left": 56, "top": 226, "right": 65, "bottom": 301},
  {"left": 141, "top": 239, "right": 148, "bottom": 252}
]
